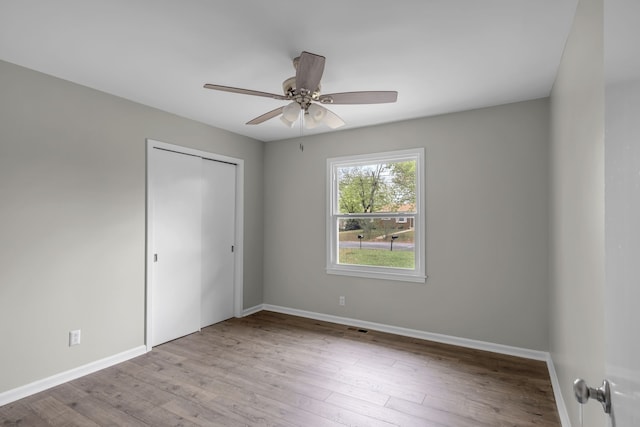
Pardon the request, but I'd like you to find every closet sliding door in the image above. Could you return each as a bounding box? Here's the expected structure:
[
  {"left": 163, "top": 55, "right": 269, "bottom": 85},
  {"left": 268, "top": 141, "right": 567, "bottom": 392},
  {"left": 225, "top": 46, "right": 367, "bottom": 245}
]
[
  {"left": 150, "top": 148, "right": 202, "bottom": 346},
  {"left": 201, "top": 159, "right": 236, "bottom": 327}
]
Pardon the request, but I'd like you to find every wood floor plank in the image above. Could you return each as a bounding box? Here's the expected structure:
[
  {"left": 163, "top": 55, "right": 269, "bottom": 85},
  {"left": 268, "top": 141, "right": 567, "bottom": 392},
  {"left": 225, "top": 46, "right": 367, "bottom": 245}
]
[
  {"left": 147, "top": 346, "right": 378, "bottom": 426},
  {"left": 191, "top": 324, "right": 425, "bottom": 406},
  {"left": 71, "top": 369, "right": 202, "bottom": 426},
  {"left": 159, "top": 331, "right": 394, "bottom": 408},
  {"left": 0, "top": 400, "right": 50, "bottom": 426},
  {"left": 386, "top": 395, "right": 492, "bottom": 427},
  {"left": 28, "top": 396, "right": 101, "bottom": 427},
  {"left": 128, "top": 347, "right": 342, "bottom": 426},
  {"left": 326, "top": 392, "right": 444, "bottom": 427},
  {"left": 0, "top": 311, "right": 561, "bottom": 426},
  {"left": 41, "top": 383, "right": 149, "bottom": 427}
]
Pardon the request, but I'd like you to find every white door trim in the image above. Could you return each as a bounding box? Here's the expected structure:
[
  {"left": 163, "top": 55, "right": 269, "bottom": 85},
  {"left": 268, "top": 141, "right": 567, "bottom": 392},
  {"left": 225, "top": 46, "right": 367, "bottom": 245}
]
[{"left": 145, "top": 139, "right": 244, "bottom": 351}]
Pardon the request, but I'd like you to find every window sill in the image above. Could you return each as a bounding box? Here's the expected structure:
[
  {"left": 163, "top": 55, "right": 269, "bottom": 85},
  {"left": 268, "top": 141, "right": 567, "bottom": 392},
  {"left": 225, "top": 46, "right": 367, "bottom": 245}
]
[{"left": 326, "top": 267, "right": 426, "bottom": 283}]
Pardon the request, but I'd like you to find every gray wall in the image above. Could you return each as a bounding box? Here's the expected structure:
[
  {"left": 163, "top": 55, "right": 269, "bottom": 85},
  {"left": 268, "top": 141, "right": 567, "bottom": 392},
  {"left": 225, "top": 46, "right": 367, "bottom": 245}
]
[
  {"left": 264, "top": 98, "right": 550, "bottom": 351},
  {"left": 0, "top": 60, "right": 264, "bottom": 393},
  {"left": 548, "top": 0, "right": 606, "bottom": 425}
]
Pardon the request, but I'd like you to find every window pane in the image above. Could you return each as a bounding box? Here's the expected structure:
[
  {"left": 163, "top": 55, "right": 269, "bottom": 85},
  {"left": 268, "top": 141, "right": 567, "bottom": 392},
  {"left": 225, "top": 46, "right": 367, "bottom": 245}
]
[
  {"left": 337, "top": 217, "right": 415, "bottom": 269},
  {"left": 328, "top": 148, "right": 424, "bottom": 282},
  {"left": 336, "top": 159, "right": 416, "bottom": 214}
]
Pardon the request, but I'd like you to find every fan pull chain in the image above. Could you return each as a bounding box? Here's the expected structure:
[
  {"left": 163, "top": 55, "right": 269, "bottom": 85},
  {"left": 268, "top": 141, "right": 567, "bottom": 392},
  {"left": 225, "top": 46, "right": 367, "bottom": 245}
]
[{"left": 299, "top": 111, "right": 304, "bottom": 138}]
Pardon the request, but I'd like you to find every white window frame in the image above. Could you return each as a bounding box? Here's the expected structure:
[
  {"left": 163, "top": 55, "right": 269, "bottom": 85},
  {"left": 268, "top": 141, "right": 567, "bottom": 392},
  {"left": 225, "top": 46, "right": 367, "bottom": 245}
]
[{"left": 326, "top": 148, "right": 426, "bottom": 283}]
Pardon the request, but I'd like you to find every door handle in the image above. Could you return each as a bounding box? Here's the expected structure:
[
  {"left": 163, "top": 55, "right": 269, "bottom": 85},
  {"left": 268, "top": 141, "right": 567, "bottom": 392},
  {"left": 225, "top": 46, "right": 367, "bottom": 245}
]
[
  {"left": 154, "top": 253, "right": 158, "bottom": 262},
  {"left": 573, "top": 378, "right": 611, "bottom": 414}
]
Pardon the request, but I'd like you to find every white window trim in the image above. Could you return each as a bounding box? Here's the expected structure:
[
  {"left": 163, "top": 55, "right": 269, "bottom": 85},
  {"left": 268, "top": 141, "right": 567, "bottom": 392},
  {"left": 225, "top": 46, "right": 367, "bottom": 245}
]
[{"left": 326, "top": 148, "right": 426, "bottom": 283}]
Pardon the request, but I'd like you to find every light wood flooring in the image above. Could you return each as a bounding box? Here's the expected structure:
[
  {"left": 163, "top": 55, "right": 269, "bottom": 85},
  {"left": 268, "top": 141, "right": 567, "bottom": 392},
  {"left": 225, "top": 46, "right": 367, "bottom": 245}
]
[{"left": 0, "top": 311, "right": 561, "bottom": 426}]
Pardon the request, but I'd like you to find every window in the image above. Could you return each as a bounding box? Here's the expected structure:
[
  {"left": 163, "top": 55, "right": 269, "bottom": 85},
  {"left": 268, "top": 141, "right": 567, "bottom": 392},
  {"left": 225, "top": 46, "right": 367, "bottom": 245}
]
[{"left": 326, "top": 148, "right": 425, "bottom": 282}]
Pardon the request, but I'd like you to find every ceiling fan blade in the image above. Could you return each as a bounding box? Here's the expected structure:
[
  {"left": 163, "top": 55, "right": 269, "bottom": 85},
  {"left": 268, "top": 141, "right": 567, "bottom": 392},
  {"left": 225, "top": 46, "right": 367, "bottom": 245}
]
[
  {"left": 318, "top": 91, "right": 398, "bottom": 105},
  {"left": 322, "top": 107, "right": 345, "bottom": 129},
  {"left": 295, "top": 51, "right": 325, "bottom": 94},
  {"left": 204, "top": 84, "right": 288, "bottom": 101},
  {"left": 246, "top": 107, "right": 284, "bottom": 125}
]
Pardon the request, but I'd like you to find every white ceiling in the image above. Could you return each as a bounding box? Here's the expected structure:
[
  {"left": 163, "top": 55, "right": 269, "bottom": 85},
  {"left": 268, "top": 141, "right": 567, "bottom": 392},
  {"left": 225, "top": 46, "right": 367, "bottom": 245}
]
[{"left": 0, "top": 0, "right": 578, "bottom": 142}]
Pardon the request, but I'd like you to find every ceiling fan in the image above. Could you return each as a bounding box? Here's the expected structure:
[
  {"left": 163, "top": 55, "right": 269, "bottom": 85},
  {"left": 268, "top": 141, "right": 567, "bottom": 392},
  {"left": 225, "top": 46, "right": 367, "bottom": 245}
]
[{"left": 204, "top": 51, "right": 398, "bottom": 130}]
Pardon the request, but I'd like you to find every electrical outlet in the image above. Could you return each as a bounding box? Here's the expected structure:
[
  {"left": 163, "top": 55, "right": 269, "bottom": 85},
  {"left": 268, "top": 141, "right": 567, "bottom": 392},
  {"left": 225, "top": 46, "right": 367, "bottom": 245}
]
[
  {"left": 69, "top": 329, "right": 81, "bottom": 346},
  {"left": 339, "top": 296, "right": 345, "bottom": 306}
]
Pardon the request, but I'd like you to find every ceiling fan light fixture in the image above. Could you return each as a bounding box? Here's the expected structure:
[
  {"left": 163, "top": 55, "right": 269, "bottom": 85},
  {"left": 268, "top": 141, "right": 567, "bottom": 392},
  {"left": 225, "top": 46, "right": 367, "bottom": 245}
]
[
  {"left": 324, "top": 109, "right": 346, "bottom": 129},
  {"left": 280, "top": 115, "right": 295, "bottom": 128},
  {"left": 282, "top": 101, "right": 301, "bottom": 122},
  {"left": 304, "top": 112, "right": 319, "bottom": 129},
  {"left": 307, "top": 103, "right": 326, "bottom": 123}
]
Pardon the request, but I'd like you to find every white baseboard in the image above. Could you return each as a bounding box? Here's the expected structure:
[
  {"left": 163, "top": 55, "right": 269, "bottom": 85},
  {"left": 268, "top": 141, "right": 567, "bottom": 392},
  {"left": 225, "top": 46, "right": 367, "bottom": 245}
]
[
  {"left": 261, "top": 304, "right": 548, "bottom": 361},
  {"left": 546, "top": 355, "right": 571, "bottom": 427},
  {"left": 0, "top": 345, "right": 147, "bottom": 407},
  {"left": 241, "top": 304, "right": 264, "bottom": 317}
]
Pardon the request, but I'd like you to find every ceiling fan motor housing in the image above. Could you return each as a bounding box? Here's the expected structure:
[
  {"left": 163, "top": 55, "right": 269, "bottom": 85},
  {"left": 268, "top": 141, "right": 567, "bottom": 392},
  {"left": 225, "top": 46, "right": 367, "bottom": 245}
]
[{"left": 282, "top": 76, "right": 321, "bottom": 107}]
